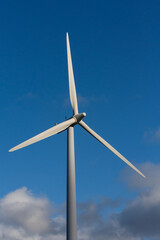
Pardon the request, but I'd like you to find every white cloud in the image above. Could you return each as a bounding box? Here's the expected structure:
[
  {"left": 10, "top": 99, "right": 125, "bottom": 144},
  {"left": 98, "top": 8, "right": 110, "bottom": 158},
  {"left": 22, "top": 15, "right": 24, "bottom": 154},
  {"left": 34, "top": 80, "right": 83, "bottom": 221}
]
[
  {"left": 154, "top": 128, "right": 160, "bottom": 141},
  {"left": 0, "top": 187, "right": 65, "bottom": 240},
  {"left": 78, "top": 94, "right": 107, "bottom": 106},
  {"left": 144, "top": 127, "right": 160, "bottom": 143},
  {"left": 64, "top": 94, "right": 107, "bottom": 108},
  {"left": 0, "top": 187, "right": 51, "bottom": 234}
]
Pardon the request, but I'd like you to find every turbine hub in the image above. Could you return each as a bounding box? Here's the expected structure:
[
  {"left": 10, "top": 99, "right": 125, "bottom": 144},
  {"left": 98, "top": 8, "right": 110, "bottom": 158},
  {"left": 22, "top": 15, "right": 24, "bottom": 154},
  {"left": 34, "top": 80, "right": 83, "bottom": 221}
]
[{"left": 74, "top": 112, "right": 86, "bottom": 123}]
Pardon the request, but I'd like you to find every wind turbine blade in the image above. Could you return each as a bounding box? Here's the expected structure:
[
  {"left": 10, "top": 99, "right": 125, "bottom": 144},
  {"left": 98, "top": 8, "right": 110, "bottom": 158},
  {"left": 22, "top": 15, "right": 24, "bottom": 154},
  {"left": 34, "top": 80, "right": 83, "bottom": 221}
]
[
  {"left": 66, "top": 32, "right": 78, "bottom": 115},
  {"left": 79, "top": 121, "right": 145, "bottom": 178},
  {"left": 9, "top": 118, "right": 76, "bottom": 152}
]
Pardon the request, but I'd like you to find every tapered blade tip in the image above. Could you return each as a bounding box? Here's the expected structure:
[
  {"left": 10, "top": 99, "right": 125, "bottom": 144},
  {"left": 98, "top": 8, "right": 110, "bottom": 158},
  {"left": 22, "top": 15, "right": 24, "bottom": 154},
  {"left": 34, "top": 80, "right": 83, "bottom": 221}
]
[
  {"left": 9, "top": 146, "right": 19, "bottom": 152},
  {"left": 136, "top": 169, "right": 146, "bottom": 178},
  {"left": 135, "top": 169, "right": 146, "bottom": 178}
]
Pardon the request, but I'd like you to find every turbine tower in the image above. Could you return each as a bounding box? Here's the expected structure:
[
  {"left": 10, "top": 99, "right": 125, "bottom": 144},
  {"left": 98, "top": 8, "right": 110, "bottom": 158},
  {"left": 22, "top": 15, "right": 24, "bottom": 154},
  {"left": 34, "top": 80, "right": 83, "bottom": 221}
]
[{"left": 9, "top": 33, "right": 145, "bottom": 240}]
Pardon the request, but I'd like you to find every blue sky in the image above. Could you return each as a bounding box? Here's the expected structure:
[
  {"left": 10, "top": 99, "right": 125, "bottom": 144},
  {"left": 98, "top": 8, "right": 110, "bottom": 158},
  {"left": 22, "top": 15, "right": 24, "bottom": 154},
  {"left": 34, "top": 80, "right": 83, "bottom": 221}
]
[{"left": 0, "top": 0, "right": 160, "bottom": 239}]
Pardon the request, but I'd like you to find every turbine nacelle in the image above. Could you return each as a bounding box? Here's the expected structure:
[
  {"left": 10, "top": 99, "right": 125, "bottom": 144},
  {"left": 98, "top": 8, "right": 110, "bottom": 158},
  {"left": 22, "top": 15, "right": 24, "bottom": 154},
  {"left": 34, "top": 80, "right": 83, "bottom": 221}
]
[{"left": 73, "top": 112, "right": 86, "bottom": 124}]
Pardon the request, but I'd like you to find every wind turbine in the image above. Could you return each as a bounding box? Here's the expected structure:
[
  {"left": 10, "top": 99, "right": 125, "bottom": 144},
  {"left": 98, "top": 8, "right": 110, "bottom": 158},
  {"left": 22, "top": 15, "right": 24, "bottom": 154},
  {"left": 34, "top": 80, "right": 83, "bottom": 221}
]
[{"left": 9, "top": 33, "right": 145, "bottom": 240}]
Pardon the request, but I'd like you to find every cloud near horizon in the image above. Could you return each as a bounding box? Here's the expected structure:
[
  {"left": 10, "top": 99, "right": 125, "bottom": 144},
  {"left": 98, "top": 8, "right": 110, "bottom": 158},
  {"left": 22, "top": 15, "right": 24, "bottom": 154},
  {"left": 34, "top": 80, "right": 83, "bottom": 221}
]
[
  {"left": 0, "top": 188, "right": 65, "bottom": 240},
  {"left": 0, "top": 162, "right": 160, "bottom": 240}
]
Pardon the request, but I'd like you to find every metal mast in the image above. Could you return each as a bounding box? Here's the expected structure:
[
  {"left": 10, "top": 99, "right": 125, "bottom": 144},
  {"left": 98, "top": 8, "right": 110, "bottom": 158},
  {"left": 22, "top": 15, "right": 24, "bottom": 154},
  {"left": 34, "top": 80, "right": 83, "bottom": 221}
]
[{"left": 67, "top": 126, "right": 77, "bottom": 240}]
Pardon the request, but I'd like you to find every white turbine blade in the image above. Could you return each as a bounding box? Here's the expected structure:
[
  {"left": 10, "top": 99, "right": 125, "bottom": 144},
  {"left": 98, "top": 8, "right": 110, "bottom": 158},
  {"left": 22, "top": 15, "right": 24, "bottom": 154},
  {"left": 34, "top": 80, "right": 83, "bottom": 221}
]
[
  {"left": 9, "top": 118, "right": 76, "bottom": 152},
  {"left": 79, "top": 121, "right": 145, "bottom": 178},
  {"left": 66, "top": 32, "right": 78, "bottom": 115}
]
